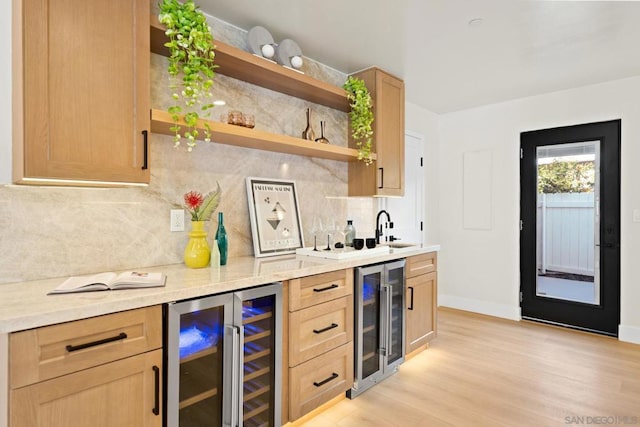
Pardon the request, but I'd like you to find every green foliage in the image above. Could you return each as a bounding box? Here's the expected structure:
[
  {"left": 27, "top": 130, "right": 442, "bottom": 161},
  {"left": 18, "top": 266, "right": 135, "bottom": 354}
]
[
  {"left": 343, "top": 76, "right": 374, "bottom": 165},
  {"left": 198, "top": 182, "right": 222, "bottom": 222},
  {"left": 159, "top": 0, "right": 217, "bottom": 151},
  {"left": 538, "top": 160, "right": 595, "bottom": 193}
]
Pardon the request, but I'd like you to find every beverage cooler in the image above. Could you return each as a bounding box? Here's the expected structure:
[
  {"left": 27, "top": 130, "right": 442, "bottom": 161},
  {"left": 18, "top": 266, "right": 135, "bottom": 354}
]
[
  {"left": 166, "top": 283, "right": 282, "bottom": 426},
  {"left": 347, "top": 260, "right": 405, "bottom": 399}
]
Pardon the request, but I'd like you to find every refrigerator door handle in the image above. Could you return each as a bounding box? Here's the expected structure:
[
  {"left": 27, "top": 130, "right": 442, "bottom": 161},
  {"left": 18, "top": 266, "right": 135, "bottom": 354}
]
[
  {"left": 380, "top": 284, "right": 389, "bottom": 357},
  {"left": 385, "top": 284, "right": 392, "bottom": 359},
  {"left": 225, "top": 324, "right": 241, "bottom": 427}
]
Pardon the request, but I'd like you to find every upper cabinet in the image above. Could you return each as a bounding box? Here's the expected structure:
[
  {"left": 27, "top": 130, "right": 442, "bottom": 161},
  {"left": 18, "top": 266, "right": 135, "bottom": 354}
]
[
  {"left": 348, "top": 67, "right": 405, "bottom": 197},
  {"left": 13, "top": 0, "right": 150, "bottom": 185}
]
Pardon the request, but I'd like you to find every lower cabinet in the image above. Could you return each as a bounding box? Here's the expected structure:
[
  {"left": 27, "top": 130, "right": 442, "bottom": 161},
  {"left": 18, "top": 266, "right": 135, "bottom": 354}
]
[
  {"left": 9, "top": 306, "right": 163, "bottom": 427},
  {"left": 286, "top": 269, "right": 354, "bottom": 421},
  {"left": 405, "top": 253, "right": 438, "bottom": 355}
]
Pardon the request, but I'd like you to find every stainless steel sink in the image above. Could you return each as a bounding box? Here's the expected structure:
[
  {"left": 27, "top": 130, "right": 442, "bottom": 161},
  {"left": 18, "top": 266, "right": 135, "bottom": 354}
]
[{"left": 384, "top": 243, "right": 419, "bottom": 253}]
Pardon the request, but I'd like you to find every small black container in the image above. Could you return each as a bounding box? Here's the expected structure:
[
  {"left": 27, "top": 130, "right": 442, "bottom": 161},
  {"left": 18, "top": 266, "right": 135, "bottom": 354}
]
[
  {"left": 353, "top": 238, "right": 364, "bottom": 250},
  {"left": 365, "top": 238, "right": 376, "bottom": 249}
]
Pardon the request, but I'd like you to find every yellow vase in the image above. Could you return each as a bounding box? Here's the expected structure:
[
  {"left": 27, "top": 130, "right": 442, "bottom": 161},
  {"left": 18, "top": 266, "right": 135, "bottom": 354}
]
[{"left": 184, "top": 221, "right": 210, "bottom": 268}]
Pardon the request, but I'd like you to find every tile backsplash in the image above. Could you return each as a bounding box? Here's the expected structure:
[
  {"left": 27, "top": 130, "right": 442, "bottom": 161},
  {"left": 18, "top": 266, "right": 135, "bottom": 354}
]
[{"left": 0, "top": 14, "right": 375, "bottom": 285}]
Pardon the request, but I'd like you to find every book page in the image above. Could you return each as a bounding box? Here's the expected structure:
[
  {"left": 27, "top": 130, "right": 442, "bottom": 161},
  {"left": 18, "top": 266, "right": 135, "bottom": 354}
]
[
  {"left": 110, "top": 272, "right": 166, "bottom": 289},
  {"left": 51, "top": 272, "right": 117, "bottom": 292}
]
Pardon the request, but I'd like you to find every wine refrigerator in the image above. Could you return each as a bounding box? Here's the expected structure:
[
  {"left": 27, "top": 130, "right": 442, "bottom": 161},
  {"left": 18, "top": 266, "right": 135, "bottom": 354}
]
[
  {"left": 166, "top": 283, "right": 282, "bottom": 426},
  {"left": 347, "top": 260, "right": 405, "bottom": 399}
]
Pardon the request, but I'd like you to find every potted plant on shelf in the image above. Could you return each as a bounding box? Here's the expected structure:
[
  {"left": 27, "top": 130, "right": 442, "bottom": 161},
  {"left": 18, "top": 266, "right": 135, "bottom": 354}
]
[
  {"left": 343, "top": 76, "right": 374, "bottom": 165},
  {"left": 159, "top": 0, "right": 217, "bottom": 151}
]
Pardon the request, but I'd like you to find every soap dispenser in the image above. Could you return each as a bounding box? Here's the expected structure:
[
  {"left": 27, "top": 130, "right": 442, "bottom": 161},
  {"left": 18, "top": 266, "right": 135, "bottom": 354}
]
[{"left": 344, "top": 220, "right": 356, "bottom": 247}]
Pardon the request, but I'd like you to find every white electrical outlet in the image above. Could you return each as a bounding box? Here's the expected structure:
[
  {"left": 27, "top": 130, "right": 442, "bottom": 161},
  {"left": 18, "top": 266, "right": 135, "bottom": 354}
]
[{"left": 170, "top": 209, "right": 185, "bottom": 232}]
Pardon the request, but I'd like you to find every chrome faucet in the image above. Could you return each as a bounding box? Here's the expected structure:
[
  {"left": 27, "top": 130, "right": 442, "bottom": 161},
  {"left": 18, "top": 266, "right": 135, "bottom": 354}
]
[{"left": 375, "top": 210, "right": 393, "bottom": 244}]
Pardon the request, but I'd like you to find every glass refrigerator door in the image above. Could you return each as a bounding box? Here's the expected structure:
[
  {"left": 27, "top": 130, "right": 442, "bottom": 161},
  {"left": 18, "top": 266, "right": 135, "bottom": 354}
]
[
  {"left": 385, "top": 260, "right": 406, "bottom": 366},
  {"left": 236, "top": 284, "right": 282, "bottom": 427},
  {"left": 167, "top": 293, "right": 234, "bottom": 427},
  {"left": 360, "top": 269, "right": 382, "bottom": 380}
]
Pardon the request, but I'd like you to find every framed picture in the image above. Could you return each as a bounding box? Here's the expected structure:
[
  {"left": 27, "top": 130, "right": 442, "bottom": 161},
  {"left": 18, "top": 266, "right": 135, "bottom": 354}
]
[{"left": 246, "top": 177, "right": 304, "bottom": 257}]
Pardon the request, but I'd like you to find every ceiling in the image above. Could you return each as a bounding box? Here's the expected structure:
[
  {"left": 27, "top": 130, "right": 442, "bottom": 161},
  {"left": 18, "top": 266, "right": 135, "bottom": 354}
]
[{"left": 198, "top": 0, "right": 640, "bottom": 114}]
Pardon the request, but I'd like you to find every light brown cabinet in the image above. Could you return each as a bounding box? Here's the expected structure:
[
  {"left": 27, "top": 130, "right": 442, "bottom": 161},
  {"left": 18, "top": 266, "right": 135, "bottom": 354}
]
[
  {"left": 9, "top": 306, "right": 162, "bottom": 426},
  {"left": 287, "top": 269, "right": 354, "bottom": 421},
  {"left": 14, "top": 0, "right": 150, "bottom": 185},
  {"left": 405, "top": 252, "right": 438, "bottom": 355},
  {"left": 348, "top": 67, "right": 405, "bottom": 197}
]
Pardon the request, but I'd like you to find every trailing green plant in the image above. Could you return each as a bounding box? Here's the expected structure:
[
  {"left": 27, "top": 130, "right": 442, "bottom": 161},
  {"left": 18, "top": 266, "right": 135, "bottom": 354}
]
[
  {"left": 159, "top": 0, "right": 217, "bottom": 151},
  {"left": 343, "top": 76, "right": 374, "bottom": 165}
]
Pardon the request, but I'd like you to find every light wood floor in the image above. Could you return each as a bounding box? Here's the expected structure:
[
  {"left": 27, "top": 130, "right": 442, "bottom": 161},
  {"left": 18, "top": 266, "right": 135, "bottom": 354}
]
[{"left": 300, "top": 307, "right": 640, "bottom": 426}]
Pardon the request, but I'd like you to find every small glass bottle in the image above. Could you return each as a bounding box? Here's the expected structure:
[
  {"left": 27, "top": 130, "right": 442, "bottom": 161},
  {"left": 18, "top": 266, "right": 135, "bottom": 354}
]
[
  {"left": 344, "top": 220, "right": 356, "bottom": 247},
  {"left": 215, "top": 212, "right": 228, "bottom": 266},
  {"left": 301, "top": 107, "right": 316, "bottom": 141}
]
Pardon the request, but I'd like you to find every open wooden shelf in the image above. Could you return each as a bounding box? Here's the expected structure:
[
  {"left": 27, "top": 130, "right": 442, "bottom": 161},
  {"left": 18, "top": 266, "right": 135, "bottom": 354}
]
[
  {"left": 151, "top": 109, "right": 373, "bottom": 162},
  {"left": 150, "top": 16, "right": 350, "bottom": 112}
]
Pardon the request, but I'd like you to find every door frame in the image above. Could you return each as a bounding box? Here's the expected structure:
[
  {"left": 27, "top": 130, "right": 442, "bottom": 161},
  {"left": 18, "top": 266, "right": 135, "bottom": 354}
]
[{"left": 520, "top": 119, "right": 621, "bottom": 336}]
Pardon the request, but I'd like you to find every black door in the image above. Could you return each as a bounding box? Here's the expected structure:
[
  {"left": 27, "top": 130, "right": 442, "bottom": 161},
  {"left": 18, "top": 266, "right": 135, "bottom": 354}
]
[{"left": 520, "top": 120, "right": 620, "bottom": 336}]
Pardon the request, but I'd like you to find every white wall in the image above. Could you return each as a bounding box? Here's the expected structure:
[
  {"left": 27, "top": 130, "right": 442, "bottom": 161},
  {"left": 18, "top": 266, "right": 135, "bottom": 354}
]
[
  {"left": 0, "top": 2, "right": 12, "bottom": 184},
  {"left": 405, "top": 102, "right": 440, "bottom": 245},
  {"left": 437, "top": 75, "right": 640, "bottom": 343}
]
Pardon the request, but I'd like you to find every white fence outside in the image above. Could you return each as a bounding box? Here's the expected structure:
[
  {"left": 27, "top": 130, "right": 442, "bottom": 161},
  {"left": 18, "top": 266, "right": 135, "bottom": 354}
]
[{"left": 536, "top": 192, "right": 595, "bottom": 276}]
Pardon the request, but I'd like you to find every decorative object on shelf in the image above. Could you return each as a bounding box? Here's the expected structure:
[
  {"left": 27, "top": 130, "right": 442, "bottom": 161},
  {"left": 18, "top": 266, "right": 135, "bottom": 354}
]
[
  {"left": 158, "top": 0, "right": 217, "bottom": 151},
  {"left": 275, "top": 38, "right": 304, "bottom": 70},
  {"left": 247, "top": 26, "right": 276, "bottom": 60},
  {"left": 315, "top": 121, "right": 330, "bottom": 144},
  {"left": 223, "top": 110, "right": 256, "bottom": 128},
  {"left": 246, "top": 177, "right": 304, "bottom": 257},
  {"left": 302, "top": 108, "right": 316, "bottom": 141},
  {"left": 343, "top": 76, "right": 374, "bottom": 165},
  {"left": 215, "top": 212, "right": 228, "bottom": 265},
  {"left": 181, "top": 185, "right": 222, "bottom": 268},
  {"left": 184, "top": 220, "right": 211, "bottom": 268}
]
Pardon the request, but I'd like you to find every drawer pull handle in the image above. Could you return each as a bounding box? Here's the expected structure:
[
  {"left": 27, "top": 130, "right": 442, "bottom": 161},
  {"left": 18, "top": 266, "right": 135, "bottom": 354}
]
[
  {"left": 313, "top": 323, "right": 338, "bottom": 334},
  {"left": 408, "top": 286, "right": 415, "bottom": 310},
  {"left": 313, "top": 372, "right": 339, "bottom": 387},
  {"left": 152, "top": 365, "right": 160, "bottom": 416},
  {"left": 65, "top": 332, "right": 128, "bottom": 352},
  {"left": 313, "top": 284, "right": 338, "bottom": 293}
]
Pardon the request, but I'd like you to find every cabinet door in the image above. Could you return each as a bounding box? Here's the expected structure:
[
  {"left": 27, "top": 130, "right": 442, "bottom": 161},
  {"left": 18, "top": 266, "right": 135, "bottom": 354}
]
[
  {"left": 405, "top": 272, "right": 437, "bottom": 355},
  {"left": 17, "top": 0, "right": 150, "bottom": 184},
  {"left": 375, "top": 71, "right": 405, "bottom": 196},
  {"left": 348, "top": 67, "right": 405, "bottom": 197},
  {"left": 11, "top": 349, "right": 162, "bottom": 427}
]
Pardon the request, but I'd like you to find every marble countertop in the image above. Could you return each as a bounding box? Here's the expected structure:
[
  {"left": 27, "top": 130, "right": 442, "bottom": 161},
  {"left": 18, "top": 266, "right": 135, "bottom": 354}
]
[{"left": 0, "top": 244, "right": 439, "bottom": 333}]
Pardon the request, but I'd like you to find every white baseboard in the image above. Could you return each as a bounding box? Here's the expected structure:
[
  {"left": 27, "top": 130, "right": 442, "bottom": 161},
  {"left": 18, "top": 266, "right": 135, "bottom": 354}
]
[
  {"left": 619, "top": 324, "right": 640, "bottom": 345},
  {"left": 439, "top": 294, "right": 521, "bottom": 321}
]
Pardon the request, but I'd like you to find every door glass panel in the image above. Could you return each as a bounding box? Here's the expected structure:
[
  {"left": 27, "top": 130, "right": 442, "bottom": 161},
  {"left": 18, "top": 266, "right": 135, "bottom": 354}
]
[
  {"left": 178, "top": 306, "right": 224, "bottom": 426},
  {"left": 387, "top": 266, "right": 404, "bottom": 364},
  {"left": 362, "top": 271, "right": 381, "bottom": 379},
  {"left": 536, "top": 141, "right": 600, "bottom": 305},
  {"left": 242, "top": 295, "right": 276, "bottom": 427}
]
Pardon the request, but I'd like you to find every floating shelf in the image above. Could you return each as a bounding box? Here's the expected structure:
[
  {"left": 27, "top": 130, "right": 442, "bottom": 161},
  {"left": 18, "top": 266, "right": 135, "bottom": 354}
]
[
  {"left": 150, "top": 16, "right": 350, "bottom": 112},
  {"left": 151, "top": 109, "right": 373, "bottom": 162}
]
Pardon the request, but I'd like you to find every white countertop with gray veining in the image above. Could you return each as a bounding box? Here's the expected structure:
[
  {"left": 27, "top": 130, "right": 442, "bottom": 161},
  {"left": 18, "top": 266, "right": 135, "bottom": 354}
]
[{"left": 0, "top": 244, "right": 439, "bottom": 333}]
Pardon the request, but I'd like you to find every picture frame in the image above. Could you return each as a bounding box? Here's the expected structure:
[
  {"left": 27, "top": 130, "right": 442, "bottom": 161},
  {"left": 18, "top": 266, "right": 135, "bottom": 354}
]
[{"left": 246, "top": 177, "right": 304, "bottom": 257}]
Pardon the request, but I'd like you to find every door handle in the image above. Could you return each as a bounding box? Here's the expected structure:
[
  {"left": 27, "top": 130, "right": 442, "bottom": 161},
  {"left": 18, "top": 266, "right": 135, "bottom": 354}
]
[
  {"left": 408, "top": 286, "right": 414, "bottom": 310},
  {"left": 313, "top": 372, "right": 339, "bottom": 387},
  {"left": 313, "top": 323, "right": 338, "bottom": 334},
  {"left": 141, "top": 130, "right": 149, "bottom": 170},
  {"left": 313, "top": 284, "right": 338, "bottom": 293},
  {"left": 152, "top": 365, "right": 160, "bottom": 416},
  {"left": 378, "top": 167, "right": 384, "bottom": 189}
]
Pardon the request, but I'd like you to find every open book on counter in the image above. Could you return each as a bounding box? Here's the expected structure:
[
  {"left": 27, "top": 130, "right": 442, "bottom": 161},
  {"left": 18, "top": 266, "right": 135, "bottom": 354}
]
[{"left": 48, "top": 271, "right": 167, "bottom": 294}]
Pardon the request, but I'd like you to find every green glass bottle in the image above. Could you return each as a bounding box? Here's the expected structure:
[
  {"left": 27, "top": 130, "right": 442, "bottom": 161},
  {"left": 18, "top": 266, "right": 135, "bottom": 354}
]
[{"left": 215, "top": 212, "right": 228, "bottom": 265}]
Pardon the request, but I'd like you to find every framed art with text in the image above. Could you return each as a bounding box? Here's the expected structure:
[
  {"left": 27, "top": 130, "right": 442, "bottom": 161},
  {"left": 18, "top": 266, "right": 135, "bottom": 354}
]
[{"left": 246, "top": 177, "right": 304, "bottom": 257}]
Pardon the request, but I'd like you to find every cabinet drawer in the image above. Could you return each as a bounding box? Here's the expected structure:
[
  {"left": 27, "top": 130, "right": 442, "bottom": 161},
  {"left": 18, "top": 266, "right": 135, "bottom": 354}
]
[
  {"left": 10, "top": 306, "right": 162, "bottom": 389},
  {"left": 407, "top": 252, "right": 437, "bottom": 278},
  {"left": 289, "top": 269, "right": 353, "bottom": 311},
  {"left": 289, "top": 342, "right": 354, "bottom": 421},
  {"left": 289, "top": 295, "right": 353, "bottom": 366}
]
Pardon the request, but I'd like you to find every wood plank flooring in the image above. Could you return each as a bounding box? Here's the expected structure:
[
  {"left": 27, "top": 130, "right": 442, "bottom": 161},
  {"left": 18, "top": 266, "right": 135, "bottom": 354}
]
[{"left": 300, "top": 308, "right": 640, "bottom": 426}]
